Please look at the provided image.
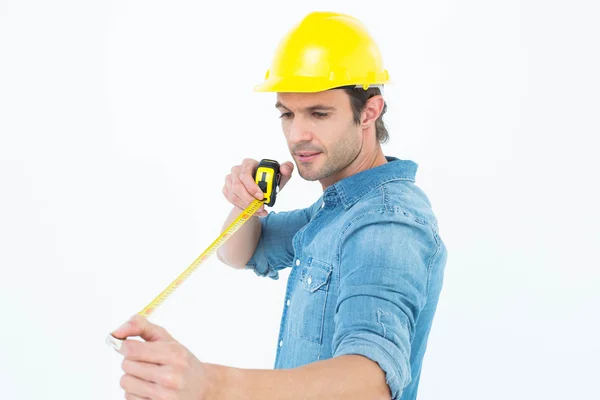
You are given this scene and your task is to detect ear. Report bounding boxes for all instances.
[360,95,385,128]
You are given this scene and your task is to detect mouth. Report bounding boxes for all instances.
[296,152,321,162]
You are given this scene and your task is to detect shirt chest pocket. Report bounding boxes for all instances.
[288,257,333,344]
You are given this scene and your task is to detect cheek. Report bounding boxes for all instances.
[325,118,352,142]
[314,117,339,136]
[281,120,291,137]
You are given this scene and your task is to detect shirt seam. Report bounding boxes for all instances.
[339,176,416,209]
[425,225,442,298]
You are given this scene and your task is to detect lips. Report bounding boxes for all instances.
[297,152,320,162]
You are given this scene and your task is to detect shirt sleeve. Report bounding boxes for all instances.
[331,211,440,400]
[245,206,312,280]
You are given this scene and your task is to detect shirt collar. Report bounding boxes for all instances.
[324,156,418,210]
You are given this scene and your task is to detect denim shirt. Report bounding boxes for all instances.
[245,156,448,400]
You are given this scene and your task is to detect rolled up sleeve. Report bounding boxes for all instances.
[332,211,438,399]
[245,207,311,279]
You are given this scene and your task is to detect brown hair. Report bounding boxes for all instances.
[341,86,389,144]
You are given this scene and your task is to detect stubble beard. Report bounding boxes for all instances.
[295,132,362,182]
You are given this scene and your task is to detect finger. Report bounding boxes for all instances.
[223,174,232,195]
[222,184,229,200]
[230,164,241,175]
[278,161,294,190]
[120,373,165,399]
[252,205,265,217]
[240,173,264,200]
[280,161,294,177]
[223,184,242,208]
[239,160,263,200]
[121,359,163,383]
[231,175,257,205]
[223,175,232,197]
[125,360,185,392]
[120,340,174,364]
[227,190,262,215]
[256,204,267,217]
[231,191,252,211]
[112,315,173,342]
[224,178,245,208]
[124,393,150,400]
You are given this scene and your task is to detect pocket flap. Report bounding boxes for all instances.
[300,258,333,292]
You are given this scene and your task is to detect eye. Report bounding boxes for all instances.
[312,112,328,118]
[279,112,293,119]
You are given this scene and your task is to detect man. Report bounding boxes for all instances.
[112,11,447,400]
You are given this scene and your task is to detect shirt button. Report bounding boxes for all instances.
[307,276,312,285]
[321,202,325,208]
[295,259,300,266]
[279,340,283,347]
[286,299,290,306]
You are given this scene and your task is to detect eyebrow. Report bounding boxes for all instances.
[275,101,336,113]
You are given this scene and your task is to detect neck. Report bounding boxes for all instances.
[319,145,387,191]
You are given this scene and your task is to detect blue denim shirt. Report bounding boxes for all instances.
[245,156,447,400]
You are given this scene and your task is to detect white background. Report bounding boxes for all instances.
[1,1,598,399]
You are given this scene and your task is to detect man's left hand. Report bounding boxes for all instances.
[111,315,213,400]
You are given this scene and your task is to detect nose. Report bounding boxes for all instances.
[288,116,313,144]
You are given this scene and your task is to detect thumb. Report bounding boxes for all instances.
[111,314,173,342]
[278,161,294,190]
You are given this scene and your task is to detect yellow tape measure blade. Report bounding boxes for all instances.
[137,199,264,317]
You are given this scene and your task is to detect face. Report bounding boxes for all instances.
[276,89,363,184]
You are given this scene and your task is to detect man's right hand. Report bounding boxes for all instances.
[222,158,294,217]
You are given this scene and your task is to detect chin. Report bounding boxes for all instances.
[297,167,322,182]
[297,170,317,181]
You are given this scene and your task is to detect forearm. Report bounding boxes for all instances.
[206,355,391,400]
[216,206,261,269]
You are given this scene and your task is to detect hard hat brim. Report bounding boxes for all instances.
[254,75,390,93]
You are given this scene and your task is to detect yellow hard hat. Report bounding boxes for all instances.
[254,11,390,93]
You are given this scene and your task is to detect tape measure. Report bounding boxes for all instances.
[106,159,281,351]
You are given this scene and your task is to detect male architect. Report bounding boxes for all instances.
[111,11,448,400]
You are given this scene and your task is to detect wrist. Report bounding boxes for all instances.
[204,362,231,400]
